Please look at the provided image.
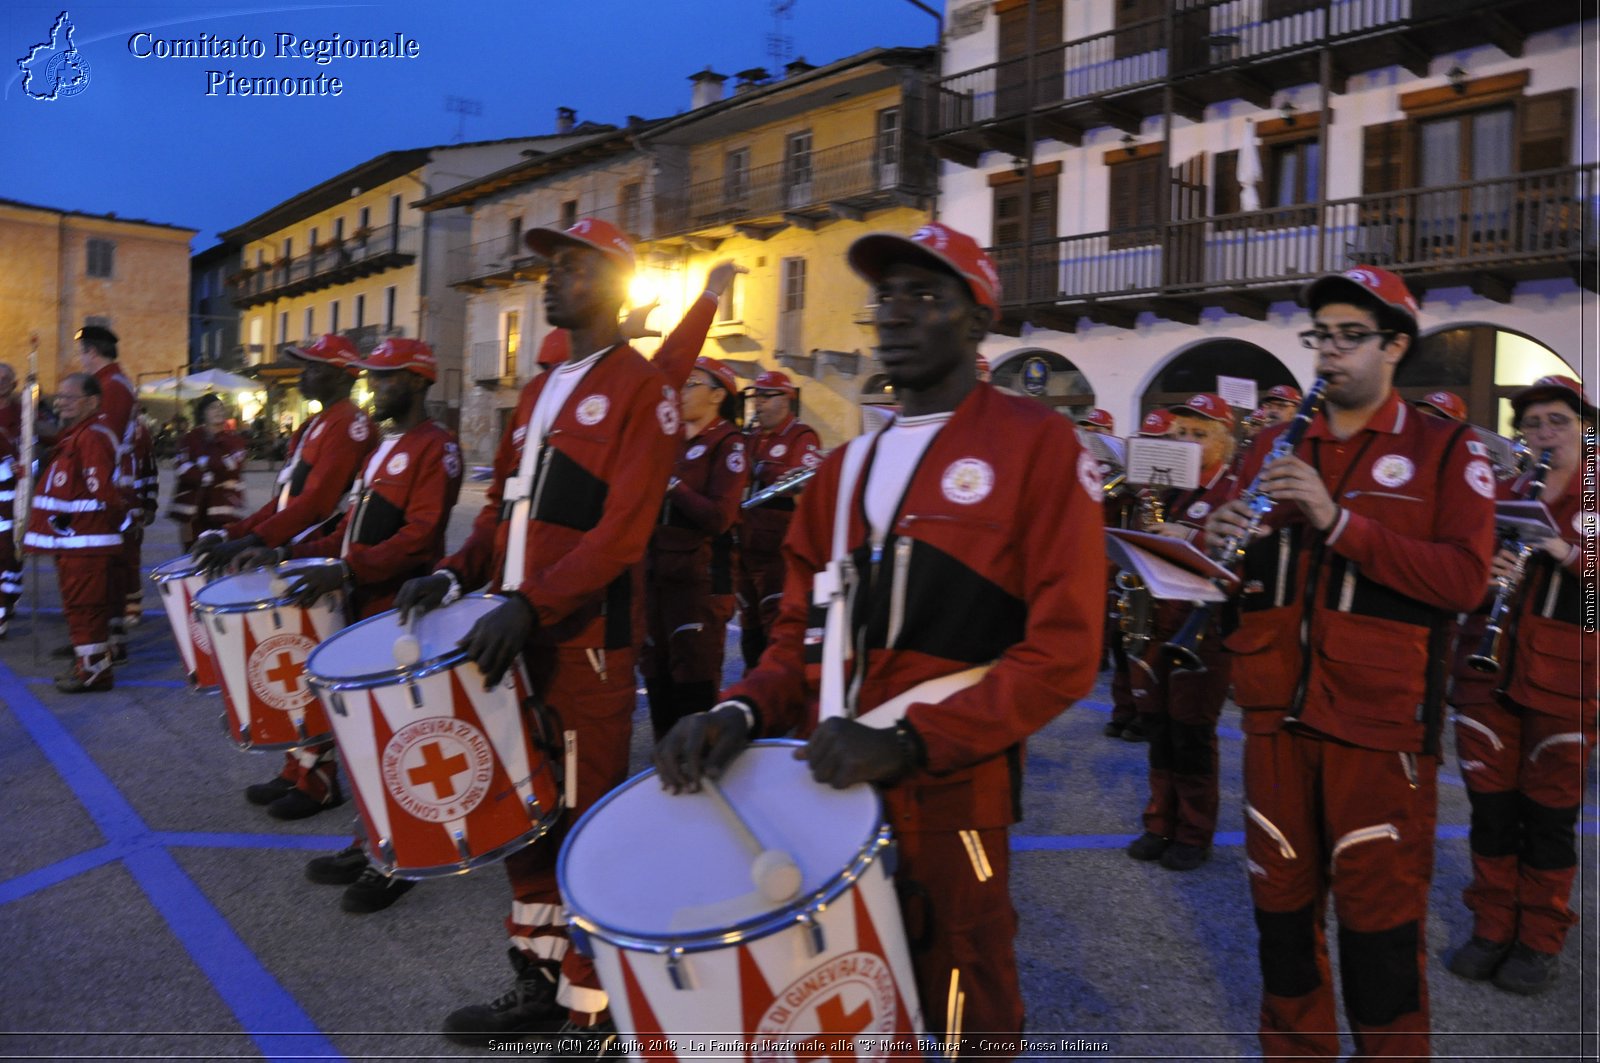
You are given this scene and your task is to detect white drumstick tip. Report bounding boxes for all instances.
[752,848,802,903]
[269,575,288,599]
[392,633,422,667]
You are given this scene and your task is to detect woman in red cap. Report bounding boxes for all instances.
[642,355,749,737]
[1124,392,1238,871]
[1446,374,1596,995]
[167,393,248,550]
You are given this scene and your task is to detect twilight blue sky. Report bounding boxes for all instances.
[2,1,939,247]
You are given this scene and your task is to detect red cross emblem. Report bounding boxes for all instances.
[265,651,301,695]
[408,741,469,800]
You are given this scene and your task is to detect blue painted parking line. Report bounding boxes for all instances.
[0,661,344,1063]
[158,831,350,851]
[0,844,121,906]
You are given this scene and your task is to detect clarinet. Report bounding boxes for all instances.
[1163,378,1327,670]
[1466,448,1553,674]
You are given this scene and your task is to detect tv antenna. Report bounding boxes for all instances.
[768,0,795,73]
[445,96,483,143]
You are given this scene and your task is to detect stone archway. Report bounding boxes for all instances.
[987,347,1094,413]
[1139,339,1296,422]
[1404,324,1570,436]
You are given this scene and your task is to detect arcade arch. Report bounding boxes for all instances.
[1402,324,1570,435]
[1139,340,1297,421]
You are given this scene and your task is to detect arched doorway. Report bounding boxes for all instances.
[988,348,1094,413]
[1402,325,1571,435]
[1140,339,1296,420]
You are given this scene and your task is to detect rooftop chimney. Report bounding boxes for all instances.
[784,57,815,78]
[689,68,726,109]
[556,106,576,134]
[734,67,769,94]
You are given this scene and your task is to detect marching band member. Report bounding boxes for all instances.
[1414,389,1468,422]
[168,394,248,551]
[1445,374,1595,995]
[1124,394,1237,871]
[0,364,20,638]
[737,370,821,668]
[656,224,1106,1057]
[194,334,377,821]
[123,409,158,627]
[643,356,747,738]
[1074,407,1115,435]
[393,219,680,1054]
[24,373,124,692]
[237,338,464,914]
[71,327,139,663]
[1206,267,1494,1061]
[1257,384,1302,429]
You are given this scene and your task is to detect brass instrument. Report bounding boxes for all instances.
[741,464,816,510]
[1112,488,1167,655]
[1466,448,1553,674]
[1163,377,1328,670]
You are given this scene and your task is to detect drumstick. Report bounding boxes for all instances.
[701,777,802,903]
[392,613,422,667]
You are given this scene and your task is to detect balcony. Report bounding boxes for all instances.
[929,0,1571,166]
[986,164,1596,333]
[450,236,547,291]
[470,339,520,389]
[653,135,936,240]
[230,224,419,308]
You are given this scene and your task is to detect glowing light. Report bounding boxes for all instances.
[629,272,662,309]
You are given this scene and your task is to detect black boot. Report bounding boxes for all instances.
[442,948,565,1047]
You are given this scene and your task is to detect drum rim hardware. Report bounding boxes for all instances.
[192,557,347,615]
[303,592,506,692]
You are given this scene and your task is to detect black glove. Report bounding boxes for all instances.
[654,703,752,793]
[284,562,346,608]
[205,533,262,575]
[460,593,536,689]
[190,528,227,563]
[800,718,925,789]
[394,572,452,625]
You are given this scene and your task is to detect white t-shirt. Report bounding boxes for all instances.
[526,346,608,449]
[863,412,952,547]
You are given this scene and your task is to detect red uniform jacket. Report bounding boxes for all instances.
[129,419,157,524]
[294,421,464,617]
[726,383,1106,832]
[169,427,249,526]
[741,416,822,560]
[228,398,375,548]
[0,397,20,449]
[23,413,125,556]
[1453,469,1593,719]
[1220,392,1495,753]
[441,344,680,649]
[0,428,17,538]
[656,419,747,594]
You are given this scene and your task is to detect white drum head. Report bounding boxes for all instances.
[560,742,882,944]
[151,554,203,582]
[195,558,344,610]
[306,594,502,686]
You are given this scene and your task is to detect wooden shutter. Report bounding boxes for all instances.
[1109,154,1162,249]
[1517,89,1573,173]
[1362,120,1409,194]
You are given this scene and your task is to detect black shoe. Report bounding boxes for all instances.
[342,866,416,913]
[1120,720,1147,742]
[1493,943,1560,995]
[1447,935,1512,981]
[306,843,368,885]
[1103,719,1129,737]
[245,776,295,806]
[1160,842,1210,871]
[1127,831,1169,861]
[50,643,76,659]
[535,1019,622,1061]
[442,949,565,1047]
[266,786,344,821]
[110,642,128,664]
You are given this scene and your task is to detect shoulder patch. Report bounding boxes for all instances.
[657,398,680,437]
[942,458,995,505]
[1076,449,1102,501]
[1371,454,1415,489]
[1465,459,1496,499]
[443,442,462,479]
[385,452,409,477]
[576,394,609,427]
[727,449,746,474]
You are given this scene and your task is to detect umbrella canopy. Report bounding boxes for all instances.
[139,368,263,398]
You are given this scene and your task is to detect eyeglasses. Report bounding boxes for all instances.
[1519,412,1575,432]
[680,380,710,391]
[751,391,788,399]
[1298,328,1395,352]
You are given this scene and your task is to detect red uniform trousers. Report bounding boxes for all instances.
[504,644,637,1024]
[0,533,20,633]
[121,526,143,622]
[642,545,730,738]
[895,827,1024,1053]
[1453,695,1596,954]
[736,543,785,669]
[58,553,115,651]
[1133,634,1230,847]
[1244,729,1437,1063]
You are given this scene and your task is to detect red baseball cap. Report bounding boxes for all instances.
[1511,374,1596,423]
[536,331,569,368]
[1413,390,1467,422]
[1171,393,1236,427]
[525,217,635,272]
[1303,266,1419,328]
[692,356,739,396]
[746,370,797,395]
[848,223,1002,314]
[1075,408,1115,432]
[282,333,362,377]
[361,338,438,382]
[1138,409,1176,437]
[1263,384,1302,406]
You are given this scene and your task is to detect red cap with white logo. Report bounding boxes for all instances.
[1303,266,1420,328]
[1075,408,1115,432]
[360,338,438,382]
[282,333,363,377]
[1510,374,1596,423]
[1139,409,1176,437]
[693,356,739,396]
[746,370,797,395]
[1263,384,1303,406]
[525,217,635,272]
[1413,390,1467,422]
[1172,393,1236,427]
[848,223,1002,314]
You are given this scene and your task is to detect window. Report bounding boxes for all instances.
[309,227,319,253]
[304,307,315,339]
[198,271,211,299]
[784,131,814,207]
[1268,139,1320,207]
[279,311,289,344]
[996,0,1062,112]
[991,167,1059,303]
[724,148,750,203]
[354,294,366,328]
[384,286,397,330]
[1113,0,1164,61]
[777,257,806,355]
[620,183,642,236]
[86,238,114,278]
[504,310,521,378]
[329,300,340,334]
[717,271,743,323]
[560,200,578,230]
[359,207,371,231]
[507,215,523,255]
[334,217,345,241]
[283,237,294,261]
[389,195,402,228]
[1106,153,1162,249]
[876,109,901,188]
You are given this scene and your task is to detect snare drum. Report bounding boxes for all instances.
[560,741,922,1057]
[192,559,346,752]
[304,594,562,879]
[149,555,220,693]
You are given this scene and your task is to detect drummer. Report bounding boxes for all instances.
[234,338,464,914]
[194,335,377,821]
[394,218,683,1052]
[656,223,1106,1057]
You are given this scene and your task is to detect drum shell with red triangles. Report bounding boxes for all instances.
[559,741,923,1059]
[150,554,221,692]
[303,595,563,880]
[192,560,346,752]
